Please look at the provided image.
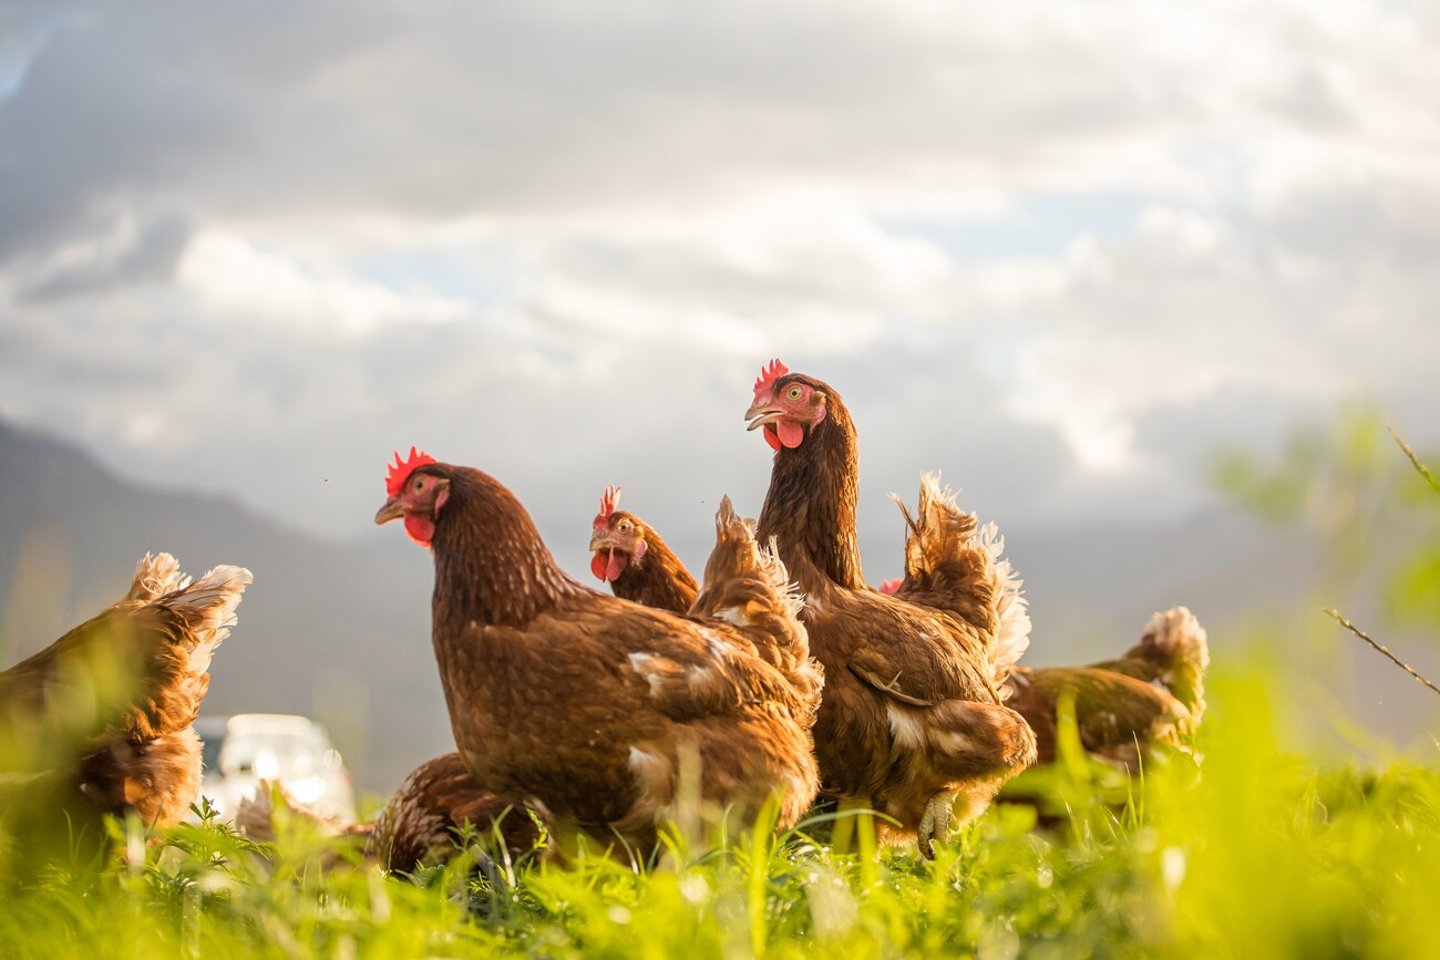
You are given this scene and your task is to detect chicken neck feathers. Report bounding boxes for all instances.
[607,518,699,613]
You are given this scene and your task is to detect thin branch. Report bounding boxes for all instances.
[1324,608,1440,698]
[1388,424,1440,495]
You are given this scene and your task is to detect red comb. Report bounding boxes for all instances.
[754,358,789,396]
[386,446,437,497]
[597,484,621,522]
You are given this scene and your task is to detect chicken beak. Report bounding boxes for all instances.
[746,403,784,432]
[374,498,404,525]
[587,534,606,552]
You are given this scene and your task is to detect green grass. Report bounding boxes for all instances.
[4,663,1438,959]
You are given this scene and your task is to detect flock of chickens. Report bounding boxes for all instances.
[0,359,1209,876]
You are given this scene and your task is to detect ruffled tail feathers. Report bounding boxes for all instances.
[979,522,1031,694]
[890,474,1031,693]
[694,498,820,706]
[1138,606,1210,672]
[701,497,806,620]
[127,552,190,602]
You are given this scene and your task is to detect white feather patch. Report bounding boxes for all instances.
[696,626,736,659]
[129,552,190,601]
[936,730,975,756]
[686,662,720,692]
[627,652,667,697]
[976,519,1031,692]
[886,704,927,749]
[711,607,749,627]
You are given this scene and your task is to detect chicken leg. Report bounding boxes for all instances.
[917,791,956,860]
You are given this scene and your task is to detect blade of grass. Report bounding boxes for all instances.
[1323,607,1440,697]
[1388,424,1440,495]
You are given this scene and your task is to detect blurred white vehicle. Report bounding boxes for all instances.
[196,713,356,822]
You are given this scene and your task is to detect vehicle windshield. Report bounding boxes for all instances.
[220,730,328,779]
[200,735,224,774]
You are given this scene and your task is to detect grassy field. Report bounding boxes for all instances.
[3,659,1437,959]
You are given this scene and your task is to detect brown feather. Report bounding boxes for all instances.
[590,497,826,732]
[604,511,699,613]
[1006,665,1192,769]
[0,554,250,872]
[369,753,544,870]
[390,464,821,849]
[753,373,1037,845]
[1005,607,1209,772]
[241,753,549,873]
[1091,606,1209,721]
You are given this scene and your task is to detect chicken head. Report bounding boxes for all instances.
[745,358,829,451]
[375,446,450,547]
[588,484,648,582]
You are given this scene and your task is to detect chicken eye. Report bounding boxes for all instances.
[787,385,803,400]
[619,520,632,532]
[413,477,425,491]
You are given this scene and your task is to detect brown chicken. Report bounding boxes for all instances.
[746,360,1036,858]
[370,753,546,869]
[1004,606,1210,770]
[877,579,1209,771]
[374,447,822,849]
[689,498,825,715]
[0,553,251,872]
[239,752,547,872]
[586,494,823,713]
[588,485,699,613]
[1091,606,1209,720]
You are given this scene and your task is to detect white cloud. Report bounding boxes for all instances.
[0,0,1437,545]
[177,230,472,335]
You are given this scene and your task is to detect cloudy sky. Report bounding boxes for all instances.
[2,0,1437,574]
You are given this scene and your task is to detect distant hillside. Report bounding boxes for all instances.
[2,419,1434,793]
[0,419,450,790]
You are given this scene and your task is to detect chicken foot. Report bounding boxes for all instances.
[909,699,1037,858]
[916,790,956,860]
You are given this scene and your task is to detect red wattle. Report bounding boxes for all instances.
[403,512,435,548]
[606,549,629,581]
[777,419,805,448]
[591,551,610,581]
[764,424,782,451]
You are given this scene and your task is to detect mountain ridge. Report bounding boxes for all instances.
[0,418,450,789]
